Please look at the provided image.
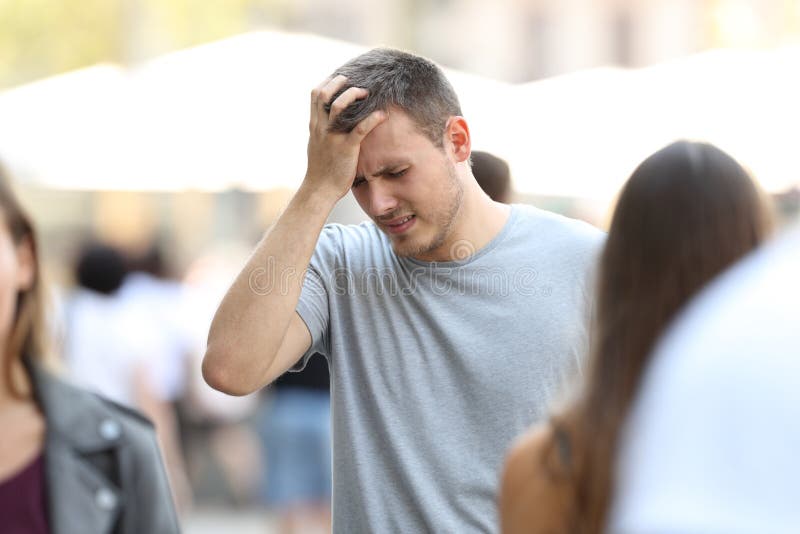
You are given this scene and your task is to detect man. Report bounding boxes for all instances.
[609,224,800,534]
[203,48,602,532]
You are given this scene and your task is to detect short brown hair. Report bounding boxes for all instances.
[328,48,462,146]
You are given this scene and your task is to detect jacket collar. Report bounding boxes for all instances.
[26,358,123,534]
[28,360,122,452]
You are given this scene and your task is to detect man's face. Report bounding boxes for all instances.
[351,109,463,260]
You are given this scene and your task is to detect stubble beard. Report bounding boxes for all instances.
[391,161,464,260]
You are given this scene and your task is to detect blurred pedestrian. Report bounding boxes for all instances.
[499,140,774,534]
[117,242,194,511]
[472,150,512,203]
[0,164,179,533]
[609,225,799,533]
[63,242,138,406]
[180,245,263,506]
[258,353,331,534]
[120,242,192,406]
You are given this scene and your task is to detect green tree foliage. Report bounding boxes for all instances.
[0,0,122,87]
[0,0,286,89]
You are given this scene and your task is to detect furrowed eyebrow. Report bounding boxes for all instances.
[355,163,410,182]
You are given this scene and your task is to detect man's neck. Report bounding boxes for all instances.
[420,184,511,262]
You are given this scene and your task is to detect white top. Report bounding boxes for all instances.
[63,289,156,407]
[116,273,194,401]
[610,223,800,534]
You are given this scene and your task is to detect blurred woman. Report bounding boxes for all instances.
[0,165,180,534]
[499,141,773,534]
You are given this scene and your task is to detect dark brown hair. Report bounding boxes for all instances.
[328,48,462,146]
[552,140,773,532]
[0,163,47,398]
[471,151,511,203]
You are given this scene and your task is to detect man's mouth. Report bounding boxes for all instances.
[382,214,416,234]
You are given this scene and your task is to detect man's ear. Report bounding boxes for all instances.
[15,235,35,291]
[444,116,471,164]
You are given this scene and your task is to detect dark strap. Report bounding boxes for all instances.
[553,424,573,473]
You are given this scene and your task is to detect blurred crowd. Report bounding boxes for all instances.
[54,238,310,518]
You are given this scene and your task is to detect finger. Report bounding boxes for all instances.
[328,87,369,123]
[309,76,333,130]
[348,109,387,142]
[310,77,330,110]
[317,75,349,112]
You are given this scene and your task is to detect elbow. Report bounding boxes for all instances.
[201,345,259,397]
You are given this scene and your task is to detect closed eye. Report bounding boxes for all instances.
[387,168,408,178]
[352,177,366,188]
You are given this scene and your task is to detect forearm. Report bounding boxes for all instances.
[203,183,336,394]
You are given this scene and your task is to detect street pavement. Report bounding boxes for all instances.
[183,507,277,534]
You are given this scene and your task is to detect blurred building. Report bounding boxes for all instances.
[265,0,800,82]
[3,0,800,88]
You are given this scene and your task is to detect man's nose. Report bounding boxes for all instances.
[367,180,399,217]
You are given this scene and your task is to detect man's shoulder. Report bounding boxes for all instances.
[511,204,605,255]
[513,204,603,232]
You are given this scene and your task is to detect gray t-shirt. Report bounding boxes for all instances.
[295,204,603,533]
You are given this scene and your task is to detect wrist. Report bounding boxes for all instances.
[295,181,340,213]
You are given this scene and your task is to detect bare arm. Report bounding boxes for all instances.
[499,426,570,534]
[133,365,192,514]
[202,75,386,396]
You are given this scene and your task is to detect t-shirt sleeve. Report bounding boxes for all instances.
[293,224,342,371]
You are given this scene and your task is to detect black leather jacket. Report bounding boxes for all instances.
[26,359,181,534]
